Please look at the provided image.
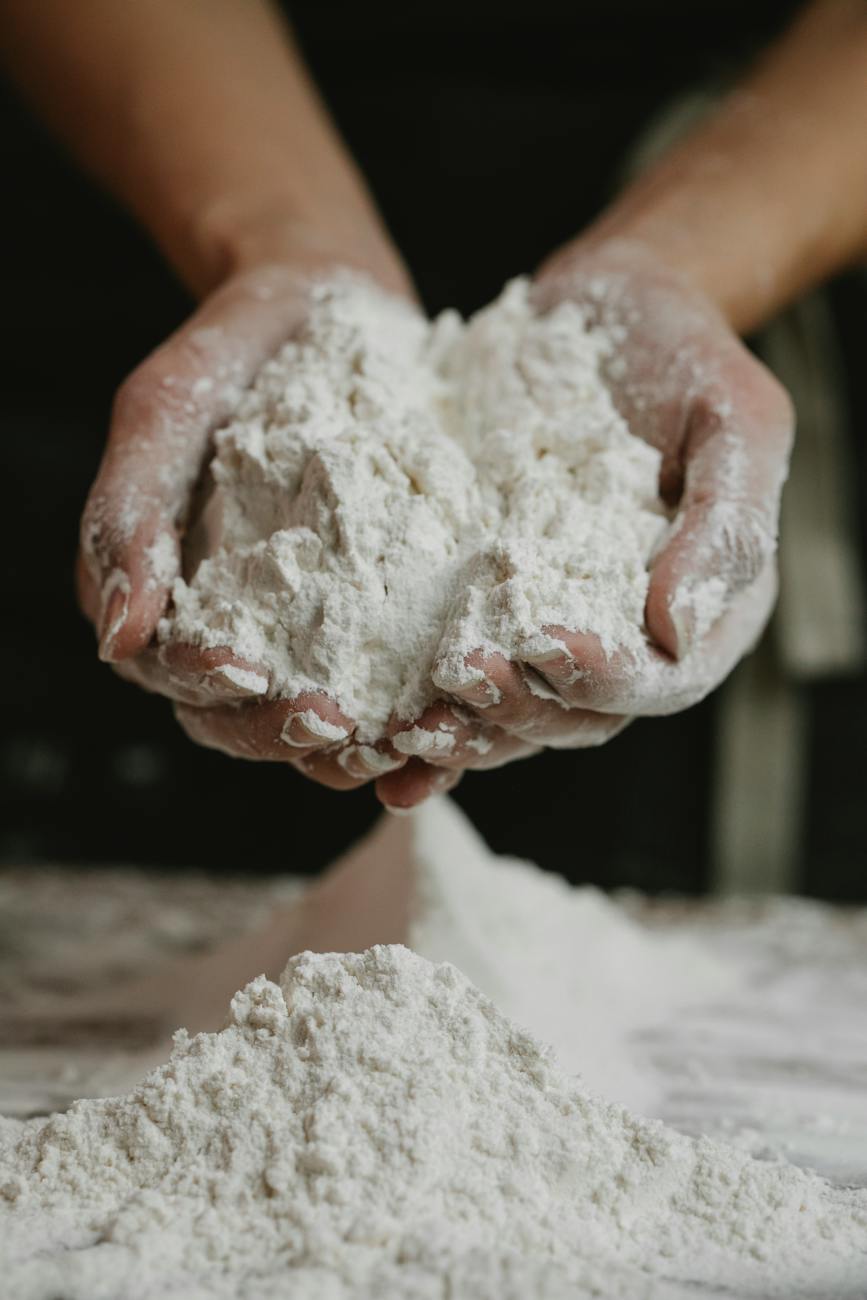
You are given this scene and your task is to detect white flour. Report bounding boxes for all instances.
[2,801,866,1299]
[164,277,670,740]
[295,798,739,1111]
[2,947,865,1299]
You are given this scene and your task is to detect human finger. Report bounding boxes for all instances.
[172,691,353,762]
[374,757,463,813]
[79,265,313,663]
[646,358,793,659]
[530,567,776,716]
[436,649,628,747]
[387,701,538,770]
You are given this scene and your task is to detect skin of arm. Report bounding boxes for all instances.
[384,0,867,795]
[0,0,409,297]
[0,0,452,806]
[550,0,867,332]
[0,0,864,809]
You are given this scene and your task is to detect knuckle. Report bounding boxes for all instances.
[723,503,776,590]
[694,500,776,598]
[111,368,157,427]
[79,491,115,576]
[111,357,208,445]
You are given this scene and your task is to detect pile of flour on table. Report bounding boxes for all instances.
[164,276,670,742]
[3,943,866,1299]
[295,797,738,1113]
[3,802,867,1299]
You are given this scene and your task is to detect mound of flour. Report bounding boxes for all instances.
[290,797,738,1111]
[164,277,669,741]
[2,943,865,1300]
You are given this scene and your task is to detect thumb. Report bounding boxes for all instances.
[80,265,310,661]
[646,364,793,660]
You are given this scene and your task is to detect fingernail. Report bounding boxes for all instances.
[520,645,562,664]
[98,570,130,662]
[522,641,581,686]
[281,709,348,748]
[454,678,501,708]
[381,768,459,816]
[392,725,457,757]
[522,670,567,706]
[544,657,584,686]
[431,658,501,706]
[338,745,403,778]
[209,664,269,697]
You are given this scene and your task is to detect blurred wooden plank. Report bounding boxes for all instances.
[710,640,807,895]
[760,298,866,679]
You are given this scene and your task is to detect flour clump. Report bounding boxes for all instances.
[163,277,669,742]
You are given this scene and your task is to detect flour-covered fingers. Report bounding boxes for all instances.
[646,367,793,660]
[525,630,692,716]
[389,702,474,761]
[174,702,269,761]
[160,643,271,701]
[530,568,776,716]
[523,629,626,711]
[173,692,354,762]
[79,266,313,664]
[375,758,463,812]
[330,741,406,782]
[76,550,101,626]
[388,702,536,771]
[646,563,778,714]
[517,708,632,749]
[289,748,370,792]
[435,650,545,726]
[108,646,204,701]
[107,642,268,706]
[438,648,626,747]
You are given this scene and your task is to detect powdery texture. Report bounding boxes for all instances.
[299,797,739,1111]
[406,799,735,1109]
[2,944,866,1300]
[163,277,669,742]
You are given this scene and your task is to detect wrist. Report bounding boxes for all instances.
[169,190,413,302]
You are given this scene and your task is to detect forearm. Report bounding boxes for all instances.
[552,0,867,333]
[0,0,406,296]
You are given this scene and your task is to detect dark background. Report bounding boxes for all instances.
[1,2,864,893]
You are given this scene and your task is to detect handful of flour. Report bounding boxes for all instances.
[162,277,670,743]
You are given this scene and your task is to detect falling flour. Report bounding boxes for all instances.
[163,277,670,741]
[296,798,740,1112]
[2,801,867,1299]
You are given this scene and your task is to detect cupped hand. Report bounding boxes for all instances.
[379,239,794,808]
[82,238,793,813]
[77,251,462,805]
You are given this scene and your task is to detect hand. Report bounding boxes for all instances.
[376,239,794,808]
[77,244,466,806]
